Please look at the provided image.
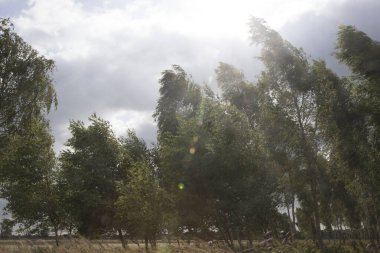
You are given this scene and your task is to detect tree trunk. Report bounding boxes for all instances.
[150,236,157,250]
[311,180,324,251]
[227,227,236,252]
[294,96,325,251]
[236,228,243,250]
[117,228,127,249]
[132,239,140,248]
[68,222,73,236]
[219,226,234,251]
[291,190,297,239]
[145,237,149,252]
[54,225,59,247]
[286,202,294,241]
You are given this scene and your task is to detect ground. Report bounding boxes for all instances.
[0,239,377,253]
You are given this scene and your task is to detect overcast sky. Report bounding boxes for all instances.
[1,0,379,152]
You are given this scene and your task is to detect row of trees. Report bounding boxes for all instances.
[0,19,164,248]
[0,17,379,252]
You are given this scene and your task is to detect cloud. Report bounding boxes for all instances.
[279,0,380,75]
[0,0,28,17]
[5,0,380,152]
[11,0,264,151]
[1,0,378,224]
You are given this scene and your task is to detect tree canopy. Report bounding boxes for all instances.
[1,17,380,253]
[0,18,56,142]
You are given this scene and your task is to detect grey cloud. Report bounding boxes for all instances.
[0,0,27,18]
[280,0,380,75]
[11,0,380,153]
[44,26,257,151]
[135,120,157,145]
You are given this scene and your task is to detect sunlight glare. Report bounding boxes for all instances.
[178,182,185,190]
[164,0,333,39]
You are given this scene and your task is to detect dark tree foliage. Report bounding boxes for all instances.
[59,114,122,237]
[154,65,201,140]
[249,17,327,248]
[1,16,380,253]
[115,130,165,251]
[0,18,56,142]
[332,25,380,241]
[156,64,279,250]
[0,19,60,245]
[0,218,15,238]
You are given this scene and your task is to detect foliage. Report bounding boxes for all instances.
[0,218,15,238]
[59,114,122,237]
[0,118,63,244]
[157,63,279,250]
[115,130,165,250]
[1,15,380,253]
[0,18,56,142]
[0,18,60,244]
[154,65,201,140]
[331,25,380,240]
[116,161,164,249]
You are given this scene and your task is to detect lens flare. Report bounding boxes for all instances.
[178,183,185,190]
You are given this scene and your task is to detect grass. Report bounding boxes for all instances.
[0,239,377,253]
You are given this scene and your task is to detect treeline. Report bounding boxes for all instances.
[0,17,379,252]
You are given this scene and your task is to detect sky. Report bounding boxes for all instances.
[1,0,380,152]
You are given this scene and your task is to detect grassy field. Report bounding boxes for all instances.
[0,239,377,253]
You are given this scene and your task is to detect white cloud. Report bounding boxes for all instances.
[15,0,340,56]
[106,109,156,139]
[6,0,377,152]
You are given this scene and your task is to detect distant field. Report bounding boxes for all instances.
[0,239,375,253]
[0,240,121,252]
[0,239,205,253]
[0,239,234,253]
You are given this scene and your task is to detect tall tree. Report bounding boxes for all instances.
[157,69,279,250]
[154,65,201,140]
[0,118,63,245]
[249,17,328,249]
[0,18,59,245]
[116,159,164,251]
[0,18,56,143]
[329,25,380,241]
[215,62,300,240]
[215,62,259,124]
[59,114,122,237]
[115,130,164,250]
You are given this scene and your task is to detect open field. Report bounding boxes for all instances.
[0,239,378,253]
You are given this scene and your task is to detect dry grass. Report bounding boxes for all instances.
[0,238,126,253]
[0,239,376,253]
[0,239,234,253]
